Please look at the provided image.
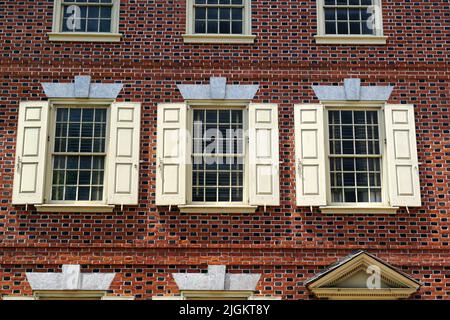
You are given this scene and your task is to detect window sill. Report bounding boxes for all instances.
[319,206,399,215]
[314,35,387,45]
[182,34,256,44]
[34,204,115,213]
[178,205,258,214]
[48,32,122,42]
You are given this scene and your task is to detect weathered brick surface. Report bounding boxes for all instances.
[0,0,449,299]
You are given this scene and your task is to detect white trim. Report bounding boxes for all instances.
[311,288,418,300]
[2,296,36,300]
[44,102,111,206]
[319,205,398,215]
[178,205,257,214]
[315,0,386,45]
[186,104,250,207]
[48,32,122,42]
[314,35,387,45]
[35,204,115,213]
[33,290,106,300]
[182,34,256,44]
[322,104,390,213]
[50,0,121,42]
[184,0,253,43]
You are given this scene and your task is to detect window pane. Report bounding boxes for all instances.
[61,2,112,33]
[192,109,244,203]
[194,1,245,35]
[324,1,375,36]
[328,110,382,203]
[52,107,107,202]
[51,156,105,201]
[99,19,111,32]
[231,21,243,34]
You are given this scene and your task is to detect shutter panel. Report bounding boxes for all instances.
[384,104,421,207]
[248,103,280,206]
[12,101,49,205]
[107,102,141,205]
[294,104,327,206]
[155,103,187,205]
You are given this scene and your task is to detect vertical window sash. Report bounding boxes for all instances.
[192,0,246,34]
[327,109,383,204]
[190,108,245,203]
[49,107,108,203]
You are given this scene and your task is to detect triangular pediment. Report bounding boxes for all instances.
[305,251,421,300]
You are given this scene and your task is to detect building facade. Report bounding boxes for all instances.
[0,0,449,300]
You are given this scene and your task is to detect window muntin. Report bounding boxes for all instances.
[328,110,382,203]
[51,107,107,202]
[60,0,113,33]
[323,0,376,35]
[192,109,244,203]
[193,0,245,34]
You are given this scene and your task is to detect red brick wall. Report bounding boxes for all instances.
[0,0,449,299]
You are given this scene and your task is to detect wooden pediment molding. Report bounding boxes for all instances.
[305,251,421,300]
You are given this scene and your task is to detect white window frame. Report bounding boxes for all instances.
[44,102,110,206]
[315,0,387,45]
[321,103,392,213]
[186,103,250,207]
[49,0,122,42]
[183,0,255,44]
[35,100,115,213]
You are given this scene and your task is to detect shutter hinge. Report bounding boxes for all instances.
[384,138,387,144]
[47,136,50,142]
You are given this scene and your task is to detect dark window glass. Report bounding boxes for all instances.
[51,108,107,201]
[329,110,382,203]
[61,0,113,33]
[193,0,245,34]
[192,109,244,202]
[323,0,376,35]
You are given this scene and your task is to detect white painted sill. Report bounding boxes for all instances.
[319,206,399,215]
[2,296,35,300]
[34,204,115,213]
[182,34,256,44]
[314,35,387,45]
[48,32,122,42]
[178,205,258,214]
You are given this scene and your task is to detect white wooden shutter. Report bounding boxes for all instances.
[384,104,421,207]
[248,103,280,206]
[294,104,327,206]
[12,101,50,205]
[107,102,141,205]
[155,103,187,205]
